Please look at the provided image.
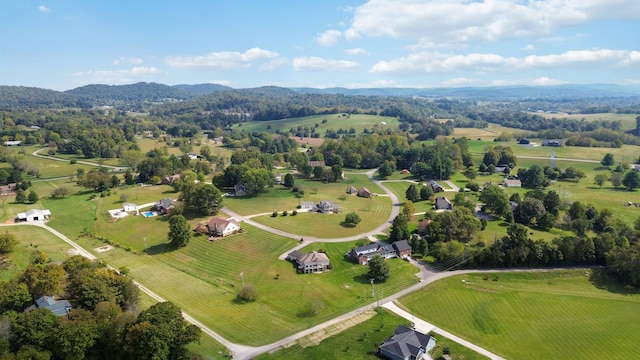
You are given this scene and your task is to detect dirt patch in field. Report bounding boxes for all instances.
[290,136,324,147]
[66,248,81,256]
[95,245,114,253]
[292,310,377,348]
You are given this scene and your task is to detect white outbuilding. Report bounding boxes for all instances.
[17,209,51,222]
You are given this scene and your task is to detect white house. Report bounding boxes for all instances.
[206,217,240,237]
[17,209,51,222]
[123,203,137,212]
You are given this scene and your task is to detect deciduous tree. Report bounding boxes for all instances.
[168,215,191,248]
[367,255,390,283]
[344,212,361,226]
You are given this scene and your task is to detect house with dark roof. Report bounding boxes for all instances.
[435,196,452,210]
[286,250,331,274]
[348,241,412,265]
[357,187,374,198]
[427,180,444,193]
[152,198,174,215]
[25,295,72,317]
[379,325,436,360]
[207,217,240,237]
[308,160,326,168]
[316,200,338,213]
[542,138,563,147]
[162,174,181,185]
[393,240,412,259]
[234,183,248,197]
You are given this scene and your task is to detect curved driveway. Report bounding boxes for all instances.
[32,147,121,169]
[223,168,403,260]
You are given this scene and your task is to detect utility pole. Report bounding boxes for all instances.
[143,237,147,252]
[240,272,245,288]
[370,278,375,298]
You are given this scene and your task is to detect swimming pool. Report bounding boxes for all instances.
[142,211,156,218]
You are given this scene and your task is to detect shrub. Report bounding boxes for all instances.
[272,211,278,217]
[237,285,257,303]
[292,210,297,216]
[282,210,288,216]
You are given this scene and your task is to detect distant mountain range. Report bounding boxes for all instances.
[0,82,639,110]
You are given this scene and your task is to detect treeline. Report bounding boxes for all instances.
[0,249,202,360]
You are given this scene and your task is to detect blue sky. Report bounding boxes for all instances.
[2,0,639,90]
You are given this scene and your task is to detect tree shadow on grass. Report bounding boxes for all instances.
[353,273,374,285]
[340,222,357,228]
[144,242,174,255]
[588,268,640,295]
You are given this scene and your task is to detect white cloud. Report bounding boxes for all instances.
[293,57,359,72]
[347,0,640,45]
[209,80,231,86]
[38,5,50,12]
[532,77,567,86]
[490,77,567,86]
[315,30,342,47]
[113,57,143,65]
[370,49,640,74]
[522,44,536,51]
[345,48,369,55]
[442,77,478,86]
[258,57,288,71]
[69,67,162,84]
[165,48,280,70]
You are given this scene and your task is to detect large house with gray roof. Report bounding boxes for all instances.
[379,325,436,360]
[348,240,412,265]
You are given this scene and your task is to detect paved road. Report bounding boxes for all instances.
[224,168,403,260]
[0,222,251,356]
[382,302,506,360]
[504,154,600,164]
[32,148,123,170]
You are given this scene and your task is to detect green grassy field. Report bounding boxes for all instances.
[529,112,639,131]
[0,224,229,359]
[399,270,640,360]
[466,139,640,163]
[71,230,420,346]
[0,225,73,281]
[233,114,400,135]
[256,308,488,360]
[224,174,386,216]
[450,123,532,141]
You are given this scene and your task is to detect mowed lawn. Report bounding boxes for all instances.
[77,227,420,345]
[224,174,386,216]
[398,270,640,360]
[233,114,400,135]
[256,308,488,360]
[251,196,390,238]
[43,183,178,246]
[0,224,73,281]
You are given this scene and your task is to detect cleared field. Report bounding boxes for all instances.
[252,196,390,238]
[79,227,419,345]
[529,112,638,131]
[256,309,488,360]
[224,174,385,216]
[466,139,640,163]
[399,270,640,360]
[43,183,178,247]
[0,225,73,281]
[233,114,400,135]
[450,123,532,141]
